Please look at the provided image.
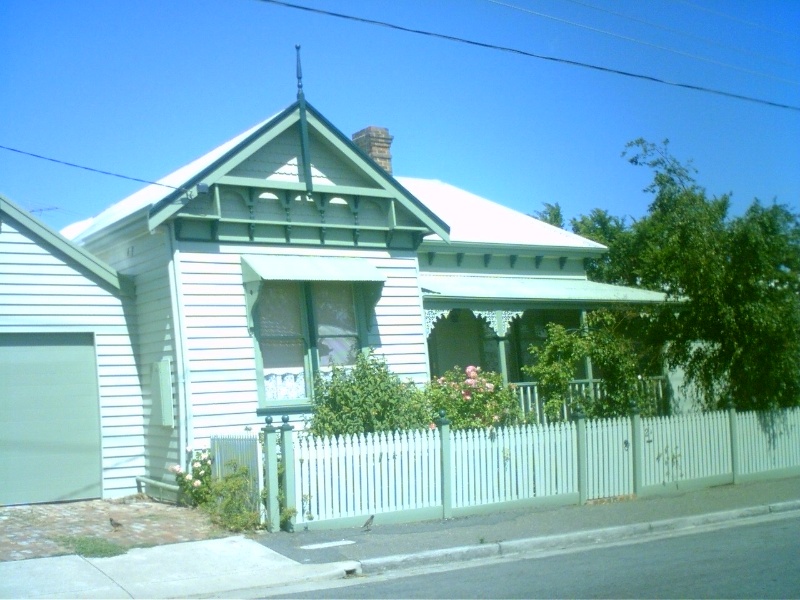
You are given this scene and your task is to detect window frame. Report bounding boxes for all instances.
[250,279,370,415]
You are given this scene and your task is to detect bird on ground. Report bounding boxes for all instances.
[362,515,374,532]
[109,517,123,531]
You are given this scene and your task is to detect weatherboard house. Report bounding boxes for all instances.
[0,95,665,505]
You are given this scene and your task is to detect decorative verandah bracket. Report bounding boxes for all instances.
[424,309,451,337]
[423,308,523,338]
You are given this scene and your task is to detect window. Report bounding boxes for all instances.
[253,280,362,404]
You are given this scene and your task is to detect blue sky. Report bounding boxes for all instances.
[1,0,798,234]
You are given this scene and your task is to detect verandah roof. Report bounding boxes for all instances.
[420,273,666,305]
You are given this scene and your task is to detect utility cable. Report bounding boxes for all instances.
[671,0,800,42]
[255,0,800,112]
[556,0,800,71]
[0,144,189,192]
[486,0,799,86]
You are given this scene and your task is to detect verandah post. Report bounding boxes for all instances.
[262,416,280,532]
[436,410,452,519]
[280,415,297,531]
[573,407,588,505]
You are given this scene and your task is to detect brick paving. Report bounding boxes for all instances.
[0,494,228,562]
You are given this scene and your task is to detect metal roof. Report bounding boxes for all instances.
[62,117,274,242]
[420,272,666,304]
[397,177,607,252]
[63,103,451,244]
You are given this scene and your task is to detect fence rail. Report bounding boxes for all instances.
[515,376,668,424]
[212,406,800,531]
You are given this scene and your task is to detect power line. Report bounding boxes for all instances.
[0,144,188,192]
[671,0,800,42]
[486,0,799,86]
[556,0,800,72]
[255,0,800,112]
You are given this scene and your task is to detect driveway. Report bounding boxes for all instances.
[0,494,227,561]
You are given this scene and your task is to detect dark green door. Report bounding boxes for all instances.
[0,333,102,505]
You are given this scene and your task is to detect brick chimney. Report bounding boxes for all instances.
[352,126,393,175]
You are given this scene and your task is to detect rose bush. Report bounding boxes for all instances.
[423,365,522,430]
[169,449,213,507]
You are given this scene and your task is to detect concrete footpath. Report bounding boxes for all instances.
[2,477,799,599]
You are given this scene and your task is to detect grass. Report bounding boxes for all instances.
[57,536,127,558]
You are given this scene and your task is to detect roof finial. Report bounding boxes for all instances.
[295,44,304,100]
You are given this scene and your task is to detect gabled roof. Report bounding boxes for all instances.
[398,177,606,255]
[64,101,450,244]
[1,194,129,293]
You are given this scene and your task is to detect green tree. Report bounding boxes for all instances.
[524,310,649,420]
[533,202,565,229]
[573,139,800,412]
[570,209,633,285]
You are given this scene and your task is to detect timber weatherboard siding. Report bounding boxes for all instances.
[0,219,141,498]
[83,225,183,488]
[170,244,431,447]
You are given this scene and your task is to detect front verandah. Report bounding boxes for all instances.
[424,306,669,421]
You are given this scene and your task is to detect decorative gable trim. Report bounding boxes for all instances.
[146,101,450,247]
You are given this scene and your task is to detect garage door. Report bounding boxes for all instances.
[0,332,102,505]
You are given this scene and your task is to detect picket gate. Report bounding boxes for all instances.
[294,428,441,525]
[641,412,731,487]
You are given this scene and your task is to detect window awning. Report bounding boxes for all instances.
[241,255,386,285]
[419,273,666,304]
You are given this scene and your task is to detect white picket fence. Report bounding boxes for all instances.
[450,422,576,508]
[294,429,442,522]
[585,417,633,500]
[641,411,732,487]
[737,410,800,475]
[211,407,800,529]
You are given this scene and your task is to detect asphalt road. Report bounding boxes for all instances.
[272,513,800,599]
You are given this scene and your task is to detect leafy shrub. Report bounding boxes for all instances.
[524,310,647,420]
[423,365,523,430]
[205,461,261,532]
[169,449,213,507]
[308,351,431,436]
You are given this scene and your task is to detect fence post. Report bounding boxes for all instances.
[279,416,297,531]
[436,410,452,519]
[631,405,643,497]
[573,407,588,505]
[262,416,280,532]
[728,400,740,485]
